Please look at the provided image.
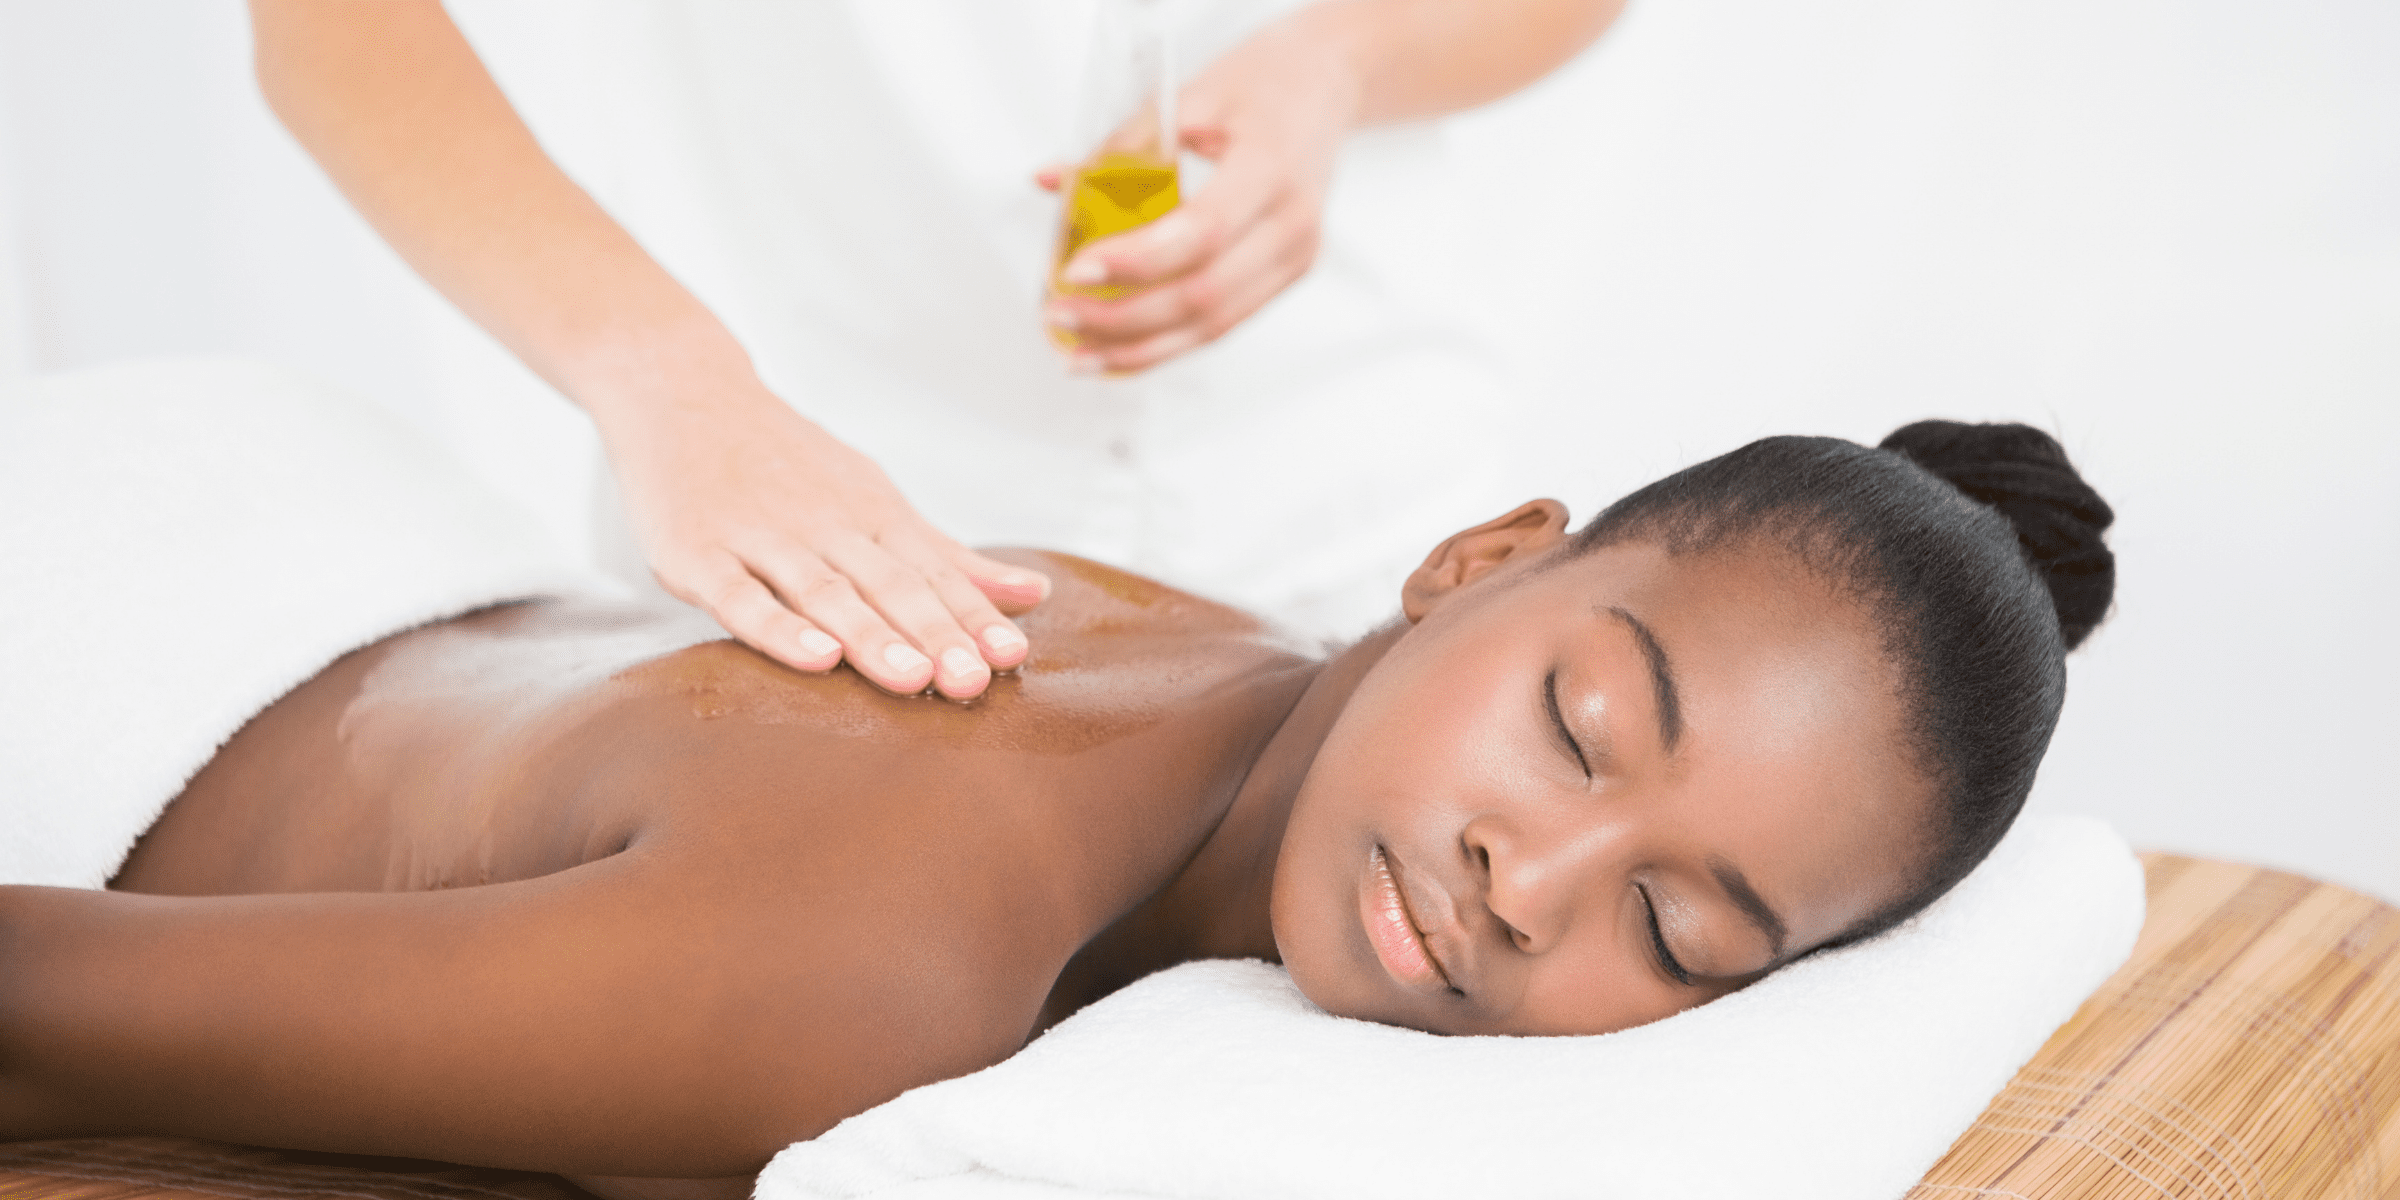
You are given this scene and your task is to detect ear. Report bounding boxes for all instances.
[1400,499,1572,623]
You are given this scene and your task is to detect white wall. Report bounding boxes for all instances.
[0,1,598,558]
[3,0,2394,900]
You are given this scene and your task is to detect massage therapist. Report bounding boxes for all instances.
[250,0,1620,699]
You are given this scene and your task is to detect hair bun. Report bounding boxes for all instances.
[1880,420,2116,650]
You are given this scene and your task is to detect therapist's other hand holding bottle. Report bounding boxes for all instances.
[1040,0,1624,374]
[1041,10,1350,374]
[252,0,1047,700]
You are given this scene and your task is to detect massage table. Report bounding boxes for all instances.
[3,854,2391,1200]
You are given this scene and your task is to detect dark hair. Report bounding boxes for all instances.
[1570,420,2115,944]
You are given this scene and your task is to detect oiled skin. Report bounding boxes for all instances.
[0,550,1322,1178]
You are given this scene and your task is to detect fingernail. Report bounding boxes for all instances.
[1148,214,1192,248]
[940,646,983,682]
[1045,307,1079,331]
[797,629,840,659]
[1002,570,1051,601]
[1063,257,1107,286]
[983,623,1026,655]
[883,643,931,676]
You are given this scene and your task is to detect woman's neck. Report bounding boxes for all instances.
[1035,622,1405,1028]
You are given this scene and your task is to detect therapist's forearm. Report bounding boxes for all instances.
[252,1,1044,694]
[248,0,748,422]
[1300,0,1623,126]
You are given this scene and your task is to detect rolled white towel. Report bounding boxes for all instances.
[760,813,2143,1200]
[0,357,602,888]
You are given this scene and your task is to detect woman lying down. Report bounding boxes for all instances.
[0,410,2114,1196]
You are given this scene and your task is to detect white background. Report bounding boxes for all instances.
[3,0,2393,902]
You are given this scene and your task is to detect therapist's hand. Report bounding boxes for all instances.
[1039,16,1362,373]
[594,370,1048,700]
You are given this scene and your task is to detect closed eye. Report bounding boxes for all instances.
[1543,669,1591,780]
[1637,884,1694,985]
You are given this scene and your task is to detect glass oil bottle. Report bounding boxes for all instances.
[1051,0,1177,332]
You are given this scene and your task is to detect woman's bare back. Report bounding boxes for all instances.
[121,550,1311,897]
[5,552,1319,1175]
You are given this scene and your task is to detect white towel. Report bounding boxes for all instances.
[760,813,2143,1200]
[0,358,600,888]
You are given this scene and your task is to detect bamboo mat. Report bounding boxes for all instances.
[0,1141,586,1200]
[3,853,2394,1200]
[1908,854,2400,1200]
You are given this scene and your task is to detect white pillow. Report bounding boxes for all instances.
[759,814,2142,1200]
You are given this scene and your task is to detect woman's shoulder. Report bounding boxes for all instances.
[987,548,1317,653]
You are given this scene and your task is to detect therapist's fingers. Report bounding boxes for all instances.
[743,537,947,696]
[1056,195,1312,370]
[1055,208,1304,352]
[809,532,1000,700]
[1084,243,1298,374]
[1046,132,1326,368]
[601,375,1051,696]
[668,552,845,674]
[955,546,1051,618]
[881,529,1040,674]
[1057,142,1288,296]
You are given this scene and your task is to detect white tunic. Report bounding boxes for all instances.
[461,0,1515,640]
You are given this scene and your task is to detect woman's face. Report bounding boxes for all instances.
[1271,505,1933,1036]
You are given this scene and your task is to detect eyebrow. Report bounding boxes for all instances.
[1604,606,1683,752]
[1709,856,1790,963]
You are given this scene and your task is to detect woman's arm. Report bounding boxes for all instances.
[1311,0,1627,124]
[248,0,1046,699]
[0,852,1018,1175]
[1046,0,1623,371]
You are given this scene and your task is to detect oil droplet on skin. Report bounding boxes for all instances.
[681,680,735,721]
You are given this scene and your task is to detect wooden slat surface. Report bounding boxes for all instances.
[0,1140,584,1200]
[3,853,2394,1199]
[1909,854,2400,1200]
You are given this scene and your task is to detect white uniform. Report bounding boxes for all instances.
[461,0,1515,641]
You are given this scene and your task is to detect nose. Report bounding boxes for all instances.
[1460,809,1613,955]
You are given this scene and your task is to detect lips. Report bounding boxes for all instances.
[1361,844,1456,996]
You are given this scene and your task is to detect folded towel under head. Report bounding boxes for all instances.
[761,814,2142,1200]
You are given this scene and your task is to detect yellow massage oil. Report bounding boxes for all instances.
[1054,153,1180,303]
[1046,0,1176,352]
